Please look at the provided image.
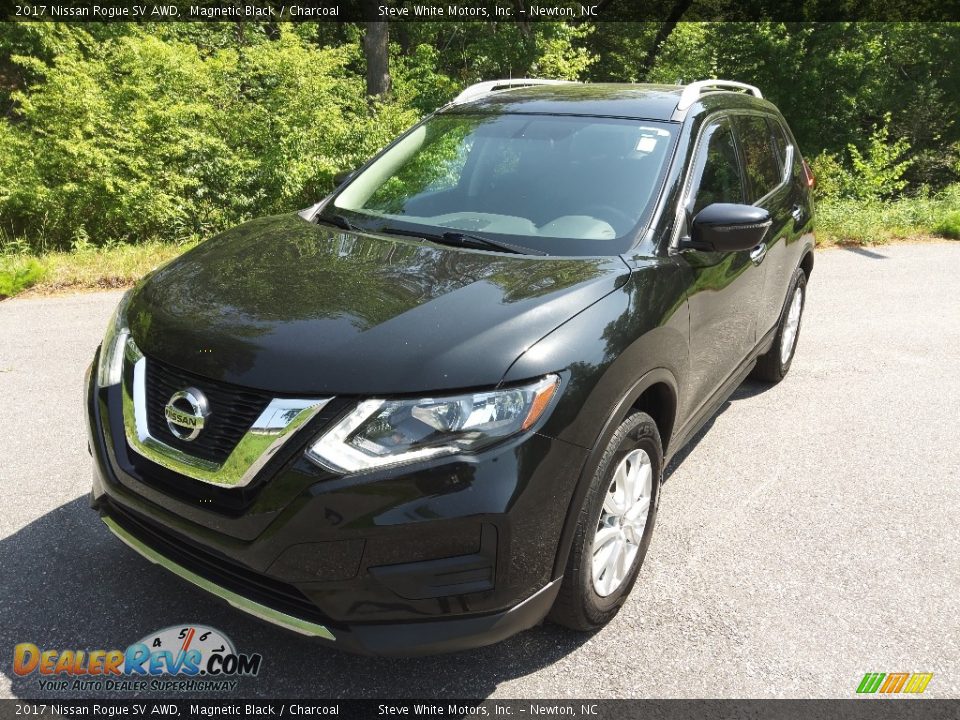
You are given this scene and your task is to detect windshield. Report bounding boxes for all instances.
[327,113,677,256]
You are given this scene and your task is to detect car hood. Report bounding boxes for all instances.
[129,214,630,395]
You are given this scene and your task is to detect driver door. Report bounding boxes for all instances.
[679,116,767,416]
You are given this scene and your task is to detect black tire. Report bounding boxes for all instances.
[549,411,662,631]
[752,268,807,383]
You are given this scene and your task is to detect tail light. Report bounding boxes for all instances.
[801,158,815,188]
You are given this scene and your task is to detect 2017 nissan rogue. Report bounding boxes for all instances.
[86,79,815,655]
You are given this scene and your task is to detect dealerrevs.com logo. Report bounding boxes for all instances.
[13,625,262,692]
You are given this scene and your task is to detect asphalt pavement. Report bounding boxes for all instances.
[0,241,958,699]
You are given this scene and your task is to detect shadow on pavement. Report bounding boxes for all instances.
[841,245,889,260]
[664,379,768,480]
[0,496,590,700]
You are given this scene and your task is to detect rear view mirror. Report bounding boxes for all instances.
[683,203,771,253]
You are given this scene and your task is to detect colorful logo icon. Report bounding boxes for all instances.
[14,625,261,678]
[857,672,933,694]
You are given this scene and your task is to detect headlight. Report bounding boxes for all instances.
[96,290,133,387]
[306,375,560,474]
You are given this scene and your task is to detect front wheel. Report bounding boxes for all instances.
[549,411,662,631]
[752,268,807,383]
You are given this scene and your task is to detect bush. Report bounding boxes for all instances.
[0,257,45,298]
[816,183,960,244]
[847,114,914,200]
[934,211,960,239]
[810,151,848,201]
[811,115,914,203]
[0,28,419,253]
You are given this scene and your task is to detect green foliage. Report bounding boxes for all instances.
[592,22,960,192]
[809,152,847,201]
[529,23,596,80]
[816,184,960,244]
[391,43,460,114]
[0,257,45,298]
[644,24,715,85]
[811,116,915,202]
[847,114,913,200]
[934,211,960,239]
[0,26,417,252]
[392,22,595,87]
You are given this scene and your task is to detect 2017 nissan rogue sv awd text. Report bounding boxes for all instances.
[86,79,815,655]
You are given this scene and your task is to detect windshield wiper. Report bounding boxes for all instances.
[444,231,547,256]
[378,226,546,256]
[316,212,356,231]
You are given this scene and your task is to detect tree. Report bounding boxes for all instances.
[636,2,694,81]
[362,19,391,99]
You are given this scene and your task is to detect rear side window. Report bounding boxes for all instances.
[734,115,782,203]
[692,119,744,215]
[769,117,806,186]
[768,118,790,173]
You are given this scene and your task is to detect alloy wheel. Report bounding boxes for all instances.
[780,285,804,366]
[591,448,653,597]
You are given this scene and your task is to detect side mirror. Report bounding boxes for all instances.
[333,169,355,187]
[683,203,771,253]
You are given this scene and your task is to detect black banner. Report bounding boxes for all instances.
[0,700,959,720]
[2,0,960,22]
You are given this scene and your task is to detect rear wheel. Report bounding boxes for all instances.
[752,268,807,383]
[549,411,662,631]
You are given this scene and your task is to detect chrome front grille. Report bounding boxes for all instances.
[121,338,332,488]
[144,355,271,465]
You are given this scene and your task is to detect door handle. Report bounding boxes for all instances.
[750,242,767,264]
[791,204,804,223]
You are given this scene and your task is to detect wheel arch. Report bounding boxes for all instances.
[800,248,814,279]
[550,367,679,580]
[631,379,678,455]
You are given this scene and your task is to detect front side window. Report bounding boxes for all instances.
[734,115,782,203]
[691,118,744,216]
[328,113,677,256]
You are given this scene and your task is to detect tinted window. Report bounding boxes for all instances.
[768,117,804,185]
[734,115,782,202]
[692,119,743,215]
[768,118,790,172]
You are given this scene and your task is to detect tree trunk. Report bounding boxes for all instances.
[363,21,391,100]
[637,1,693,81]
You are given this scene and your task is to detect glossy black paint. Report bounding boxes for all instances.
[689,203,772,252]
[87,360,588,626]
[87,83,815,655]
[129,214,629,395]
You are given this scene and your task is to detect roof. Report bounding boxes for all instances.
[442,82,773,122]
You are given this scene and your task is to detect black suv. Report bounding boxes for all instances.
[86,79,815,655]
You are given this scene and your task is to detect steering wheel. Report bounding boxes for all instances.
[580,204,634,233]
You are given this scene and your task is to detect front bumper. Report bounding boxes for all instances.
[85,360,586,655]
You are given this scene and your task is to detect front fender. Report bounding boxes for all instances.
[503,262,689,452]
[500,262,690,581]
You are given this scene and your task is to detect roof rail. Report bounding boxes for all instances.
[672,79,763,120]
[451,78,575,105]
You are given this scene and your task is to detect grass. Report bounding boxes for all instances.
[816,184,960,245]
[0,240,197,299]
[934,211,960,239]
[0,258,46,298]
